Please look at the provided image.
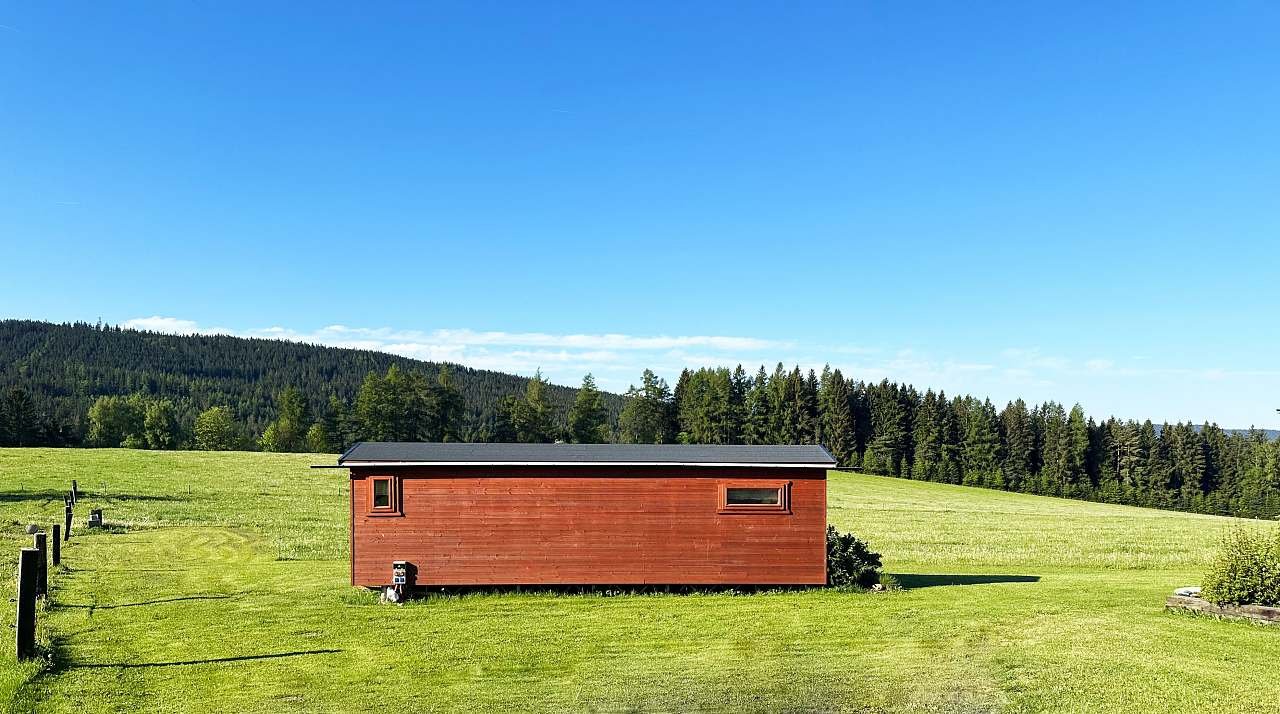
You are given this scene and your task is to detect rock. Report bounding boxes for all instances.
[1174,586,1201,597]
[25,524,39,535]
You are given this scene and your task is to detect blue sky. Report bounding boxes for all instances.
[2,2,1278,427]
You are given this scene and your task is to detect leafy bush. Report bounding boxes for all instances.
[826,525,884,588]
[1200,528,1280,607]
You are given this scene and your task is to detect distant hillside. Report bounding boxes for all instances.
[0,319,623,442]
[1154,423,1279,441]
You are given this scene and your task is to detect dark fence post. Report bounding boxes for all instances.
[17,548,37,660]
[52,525,61,566]
[33,533,48,598]
[71,480,78,504]
[64,506,72,540]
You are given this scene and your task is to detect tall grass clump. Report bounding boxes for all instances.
[1200,528,1280,607]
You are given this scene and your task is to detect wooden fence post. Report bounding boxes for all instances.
[71,480,78,504]
[33,533,48,598]
[52,525,61,566]
[17,548,37,660]
[64,506,72,540]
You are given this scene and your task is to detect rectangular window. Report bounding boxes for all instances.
[719,481,790,514]
[373,479,391,508]
[726,487,781,505]
[369,476,399,515]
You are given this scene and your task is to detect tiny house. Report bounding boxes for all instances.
[327,443,834,588]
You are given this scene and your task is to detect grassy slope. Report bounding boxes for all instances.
[1,449,1278,713]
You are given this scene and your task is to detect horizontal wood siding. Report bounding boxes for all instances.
[351,465,827,586]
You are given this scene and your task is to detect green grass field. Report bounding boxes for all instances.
[2,449,1277,713]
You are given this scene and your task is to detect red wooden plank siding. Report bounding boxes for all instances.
[350,465,827,586]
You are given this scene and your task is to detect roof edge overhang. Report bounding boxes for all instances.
[325,460,834,469]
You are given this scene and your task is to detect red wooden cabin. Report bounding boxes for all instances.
[326,443,834,588]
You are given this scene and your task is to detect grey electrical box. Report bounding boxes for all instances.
[391,560,415,587]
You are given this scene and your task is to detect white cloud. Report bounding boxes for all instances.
[119,317,1280,427]
[120,317,791,392]
[123,316,209,334]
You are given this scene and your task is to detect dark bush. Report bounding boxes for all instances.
[826,525,883,588]
[1200,528,1280,607]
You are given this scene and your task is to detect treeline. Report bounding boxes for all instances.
[72,365,610,452]
[3,320,1278,519]
[654,365,1280,520]
[0,319,621,444]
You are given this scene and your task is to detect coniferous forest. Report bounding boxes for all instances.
[2,319,1278,519]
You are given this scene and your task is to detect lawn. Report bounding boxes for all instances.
[2,448,1278,712]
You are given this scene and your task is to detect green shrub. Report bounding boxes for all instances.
[1200,528,1280,606]
[826,525,883,588]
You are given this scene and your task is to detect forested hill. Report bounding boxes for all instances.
[2,319,1278,519]
[0,320,622,442]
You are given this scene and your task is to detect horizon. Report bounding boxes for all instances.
[17,315,1278,433]
[3,4,1279,428]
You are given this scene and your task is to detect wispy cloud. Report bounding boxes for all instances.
[121,317,795,392]
[119,316,1280,427]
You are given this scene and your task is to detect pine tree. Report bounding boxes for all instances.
[1143,421,1172,507]
[801,369,820,444]
[865,380,908,475]
[1038,402,1068,495]
[509,371,556,443]
[432,366,465,442]
[728,365,750,445]
[618,370,674,444]
[937,393,962,484]
[4,388,39,447]
[567,374,610,443]
[817,367,854,466]
[768,363,790,444]
[742,367,772,445]
[1064,404,1089,496]
[999,399,1033,492]
[961,398,1001,487]
[911,390,941,481]
[260,386,311,452]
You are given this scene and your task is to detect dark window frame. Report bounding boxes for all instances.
[718,480,791,514]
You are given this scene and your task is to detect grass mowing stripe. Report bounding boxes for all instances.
[1,449,1277,712]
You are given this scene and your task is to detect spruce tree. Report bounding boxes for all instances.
[567,374,610,443]
[817,367,854,466]
[999,399,1033,492]
[1064,404,1089,496]
[431,366,465,442]
[510,371,556,443]
[618,369,674,444]
[743,367,772,445]
[961,398,1001,487]
[728,365,750,445]
[911,390,941,481]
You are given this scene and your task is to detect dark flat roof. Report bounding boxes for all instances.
[334,442,835,468]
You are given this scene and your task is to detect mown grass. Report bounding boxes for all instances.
[2,448,1278,712]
